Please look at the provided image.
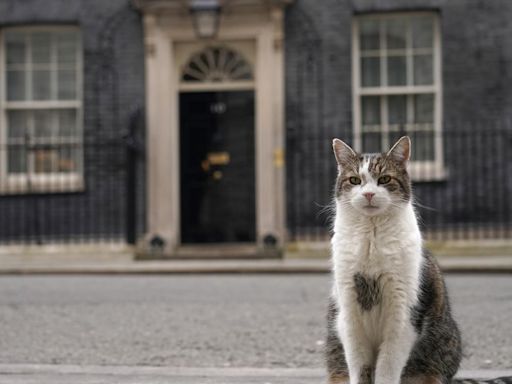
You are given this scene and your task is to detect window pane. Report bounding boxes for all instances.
[32,70,52,100]
[410,131,435,161]
[386,18,406,50]
[361,57,380,87]
[33,110,55,139]
[58,109,78,137]
[388,96,407,125]
[387,56,406,86]
[58,70,77,100]
[389,132,402,149]
[32,146,78,173]
[34,149,57,173]
[7,70,26,101]
[362,132,381,153]
[5,32,27,66]
[412,17,433,49]
[414,94,434,123]
[7,146,27,173]
[31,32,52,65]
[57,32,78,65]
[7,111,29,139]
[413,54,433,85]
[362,96,381,125]
[360,19,380,51]
[58,147,78,173]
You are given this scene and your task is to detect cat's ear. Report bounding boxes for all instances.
[332,138,357,168]
[386,136,411,165]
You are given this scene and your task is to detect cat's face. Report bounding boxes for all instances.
[332,136,411,217]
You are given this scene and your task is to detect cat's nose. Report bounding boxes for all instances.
[363,192,375,202]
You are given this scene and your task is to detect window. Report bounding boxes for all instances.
[181,46,254,82]
[0,27,83,193]
[353,13,444,180]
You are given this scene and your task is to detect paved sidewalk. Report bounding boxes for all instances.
[1,365,511,384]
[1,255,512,274]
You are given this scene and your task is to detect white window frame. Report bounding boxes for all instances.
[352,12,445,181]
[0,26,84,194]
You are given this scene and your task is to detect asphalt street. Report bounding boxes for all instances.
[0,274,510,382]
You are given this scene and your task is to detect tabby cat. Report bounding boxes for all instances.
[325,136,462,384]
[325,136,512,384]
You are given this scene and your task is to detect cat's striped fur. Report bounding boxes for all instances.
[327,137,461,384]
[326,136,511,384]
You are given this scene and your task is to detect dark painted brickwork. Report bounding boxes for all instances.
[0,0,146,244]
[1,0,510,244]
[285,0,512,239]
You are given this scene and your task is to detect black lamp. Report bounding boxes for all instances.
[189,0,221,39]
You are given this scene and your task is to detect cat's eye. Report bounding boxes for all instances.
[378,175,391,184]
[349,176,361,185]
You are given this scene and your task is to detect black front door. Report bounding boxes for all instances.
[180,91,255,243]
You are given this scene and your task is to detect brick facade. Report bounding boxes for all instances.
[0,0,145,243]
[0,0,510,244]
[285,0,512,238]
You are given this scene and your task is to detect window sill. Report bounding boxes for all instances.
[0,174,84,195]
[408,162,447,182]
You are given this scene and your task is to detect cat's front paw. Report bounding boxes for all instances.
[327,373,350,384]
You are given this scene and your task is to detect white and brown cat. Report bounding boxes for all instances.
[325,136,462,384]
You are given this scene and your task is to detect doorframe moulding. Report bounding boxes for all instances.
[134,0,293,257]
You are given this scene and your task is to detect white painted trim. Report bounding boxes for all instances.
[142,5,287,253]
[5,100,82,109]
[359,85,436,95]
[144,13,176,247]
[256,27,271,245]
[352,12,444,181]
[178,81,255,91]
[352,19,362,152]
[271,6,287,245]
[0,173,84,194]
[433,15,444,177]
[168,38,180,248]
[408,161,447,181]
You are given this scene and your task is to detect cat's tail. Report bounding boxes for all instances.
[452,377,512,384]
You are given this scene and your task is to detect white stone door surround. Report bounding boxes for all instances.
[137,0,290,255]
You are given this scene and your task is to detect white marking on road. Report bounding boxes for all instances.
[0,364,511,379]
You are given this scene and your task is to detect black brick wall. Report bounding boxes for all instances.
[285,0,512,239]
[0,0,146,244]
[1,0,510,244]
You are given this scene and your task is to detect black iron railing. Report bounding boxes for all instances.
[0,129,143,245]
[0,122,510,245]
[286,123,512,241]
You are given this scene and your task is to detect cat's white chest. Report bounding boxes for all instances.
[349,227,393,272]
[331,205,423,347]
[333,222,416,278]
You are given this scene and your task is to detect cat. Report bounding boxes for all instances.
[325,136,462,384]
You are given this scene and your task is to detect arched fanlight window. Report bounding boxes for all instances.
[181,46,253,82]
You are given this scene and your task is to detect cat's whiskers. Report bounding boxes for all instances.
[412,199,438,212]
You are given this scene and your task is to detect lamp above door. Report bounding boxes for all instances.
[189,0,222,39]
